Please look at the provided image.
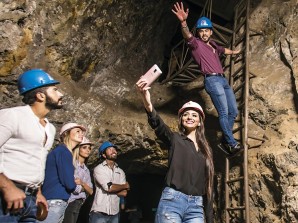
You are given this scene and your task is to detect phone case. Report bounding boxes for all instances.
[140,64,162,87]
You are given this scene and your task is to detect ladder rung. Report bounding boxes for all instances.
[227,206,245,211]
[227,176,244,183]
[232,125,244,133]
[248,135,266,142]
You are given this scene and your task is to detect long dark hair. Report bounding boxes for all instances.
[178,114,214,200]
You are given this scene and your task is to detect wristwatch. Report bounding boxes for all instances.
[107,182,112,189]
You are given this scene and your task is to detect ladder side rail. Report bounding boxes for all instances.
[225,158,231,223]
[243,1,250,222]
[225,2,241,222]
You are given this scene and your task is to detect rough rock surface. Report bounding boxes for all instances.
[0,0,297,222]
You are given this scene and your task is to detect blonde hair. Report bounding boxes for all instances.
[60,130,78,153]
[72,147,80,166]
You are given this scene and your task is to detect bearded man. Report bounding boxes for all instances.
[0,69,64,222]
[89,141,130,223]
[172,2,243,155]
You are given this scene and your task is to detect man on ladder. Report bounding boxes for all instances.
[172,2,243,155]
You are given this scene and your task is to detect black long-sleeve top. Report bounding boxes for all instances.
[147,108,213,223]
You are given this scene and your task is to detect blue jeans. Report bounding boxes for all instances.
[89,211,119,223]
[37,199,67,223]
[204,75,238,146]
[0,193,37,223]
[155,187,204,223]
[62,199,84,223]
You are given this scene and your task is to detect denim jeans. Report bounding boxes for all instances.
[89,211,119,223]
[62,199,84,223]
[204,75,238,146]
[155,187,204,223]
[0,193,37,223]
[37,199,67,223]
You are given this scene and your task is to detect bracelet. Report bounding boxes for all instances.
[181,25,188,29]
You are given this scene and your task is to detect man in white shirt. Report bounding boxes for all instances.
[90,141,130,223]
[0,69,64,222]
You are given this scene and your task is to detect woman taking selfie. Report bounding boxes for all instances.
[39,123,86,223]
[136,79,214,223]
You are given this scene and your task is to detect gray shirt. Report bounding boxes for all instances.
[91,160,126,215]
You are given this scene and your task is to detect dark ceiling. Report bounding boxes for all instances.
[187,0,239,21]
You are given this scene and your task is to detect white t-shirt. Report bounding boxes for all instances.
[0,105,56,187]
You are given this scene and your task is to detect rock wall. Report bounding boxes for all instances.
[246,0,298,222]
[0,0,297,222]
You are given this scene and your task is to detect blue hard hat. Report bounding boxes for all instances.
[98,141,118,156]
[196,17,212,29]
[18,69,60,95]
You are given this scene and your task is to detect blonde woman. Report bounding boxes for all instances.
[38,123,86,223]
[62,137,93,223]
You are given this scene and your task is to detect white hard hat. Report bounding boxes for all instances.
[59,123,86,136]
[79,137,93,146]
[178,101,205,120]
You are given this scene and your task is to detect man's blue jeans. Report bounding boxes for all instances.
[0,193,37,223]
[89,211,119,223]
[204,75,238,146]
[36,199,67,223]
[155,187,204,223]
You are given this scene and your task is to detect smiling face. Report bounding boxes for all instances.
[103,146,118,161]
[69,127,85,146]
[197,28,213,42]
[181,109,201,132]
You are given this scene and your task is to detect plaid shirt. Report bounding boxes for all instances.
[68,161,93,203]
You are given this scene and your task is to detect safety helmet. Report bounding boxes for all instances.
[59,123,86,136]
[79,137,93,146]
[196,17,212,29]
[178,101,205,120]
[98,141,118,156]
[18,69,60,95]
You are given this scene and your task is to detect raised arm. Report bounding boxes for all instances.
[172,2,192,40]
[136,76,174,148]
[136,79,153,113]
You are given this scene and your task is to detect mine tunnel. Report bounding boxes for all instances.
[80,0,255,222]
[0,0,297,223]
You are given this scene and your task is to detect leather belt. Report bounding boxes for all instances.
[13,181,39,196]
[204,73,225,77]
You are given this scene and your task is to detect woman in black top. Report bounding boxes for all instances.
[136,80,214,223]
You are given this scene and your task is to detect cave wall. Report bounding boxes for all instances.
[0,0,297,222]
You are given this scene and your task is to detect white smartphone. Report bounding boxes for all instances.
[139,64,162,87]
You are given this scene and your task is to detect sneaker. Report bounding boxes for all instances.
[217,143,233,156]
[224,143,244,155]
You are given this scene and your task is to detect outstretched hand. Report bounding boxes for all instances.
[172,2,189,22]
[233,49,241,55]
